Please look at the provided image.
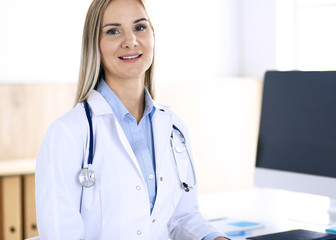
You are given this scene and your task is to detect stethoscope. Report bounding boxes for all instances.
[170,125,197,192]
[78,100,197,192]
[78,100,96,188]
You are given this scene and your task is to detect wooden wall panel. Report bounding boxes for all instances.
[0,178,3,238]
[0,83,76,161]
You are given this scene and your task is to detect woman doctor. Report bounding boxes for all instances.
[35,0,230,239]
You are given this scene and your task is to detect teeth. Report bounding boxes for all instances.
[120,54,141,60]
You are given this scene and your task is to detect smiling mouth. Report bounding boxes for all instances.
[119,54,142,60]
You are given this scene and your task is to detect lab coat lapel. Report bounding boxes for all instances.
[88,91,144,180]
[113,119,144,179]
[152,106,173,183]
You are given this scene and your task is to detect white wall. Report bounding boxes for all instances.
[0,0,242,83]
[1,0,335,83]
[148,0,241,82]
[239,0,277,78]
[295,0,336,70]
[0,0,92,83]
[239,0,336,76]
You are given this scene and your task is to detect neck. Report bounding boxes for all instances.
[105,77,145,123]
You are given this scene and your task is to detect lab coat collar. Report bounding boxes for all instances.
[88,89,160,118]
[96,79,156,122]
[86,90,114,116]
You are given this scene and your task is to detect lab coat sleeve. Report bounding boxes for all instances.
[35,116,86,240]
[167,175,220,240]
[167,120,223,240]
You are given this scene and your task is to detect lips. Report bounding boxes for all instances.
[119,53,142,61]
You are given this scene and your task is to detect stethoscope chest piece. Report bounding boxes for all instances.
[79,165,96,188]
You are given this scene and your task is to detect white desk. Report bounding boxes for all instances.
[199,188,333,239]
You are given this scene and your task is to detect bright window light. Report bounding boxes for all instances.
[276,0,336,71]
[296,0,336,70]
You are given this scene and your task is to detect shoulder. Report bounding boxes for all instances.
[60,103,86,124]
[47,89,111,135]
[44,90,114,143]
[154,101,189,134]
[52,103,86,130]
[44,103,88,146]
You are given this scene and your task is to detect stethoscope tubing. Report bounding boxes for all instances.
[170,125,197,192]
[78,101,96,188]
[80,101,197,192]
[83,101,94,165]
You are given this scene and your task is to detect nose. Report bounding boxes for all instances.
[121,31,138,49]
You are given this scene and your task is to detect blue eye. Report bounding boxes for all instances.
[107,28,120,35]
[135,24,147,32]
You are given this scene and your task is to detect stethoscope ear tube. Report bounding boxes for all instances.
[170,124,197,192]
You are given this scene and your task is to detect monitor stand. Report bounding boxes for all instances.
[327,199,336,225]
[288,198,336,226]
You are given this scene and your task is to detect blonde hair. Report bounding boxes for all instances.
[74,0,155,105]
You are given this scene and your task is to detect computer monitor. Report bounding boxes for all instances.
[254,70,336,224]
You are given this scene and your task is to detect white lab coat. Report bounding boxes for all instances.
[35,90,219,240]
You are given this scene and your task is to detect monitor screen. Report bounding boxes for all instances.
[254,71,336,199]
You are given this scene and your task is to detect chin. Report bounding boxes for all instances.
[123,68,149,79]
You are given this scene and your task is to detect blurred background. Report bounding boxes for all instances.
[1,0,335,83]
[0,0,335,238]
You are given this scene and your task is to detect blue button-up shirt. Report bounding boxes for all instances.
[97,80,226,240]
[97,80,157,213]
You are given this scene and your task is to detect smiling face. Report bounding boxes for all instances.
[99,0,154,85]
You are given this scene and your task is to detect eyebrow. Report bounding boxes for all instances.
[133,18,148,24]
[102,18,148,28]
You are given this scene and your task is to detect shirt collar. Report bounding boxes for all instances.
[97,79,156,122]
[144,87,156,118]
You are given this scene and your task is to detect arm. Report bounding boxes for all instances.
[203,233,231,240]
[167,120,228,240]
[35,120,85,239]
[168,187,230,240]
